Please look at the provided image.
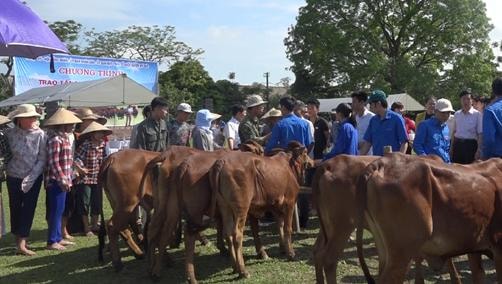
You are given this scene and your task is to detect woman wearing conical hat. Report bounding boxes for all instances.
[74,122,111,236]
[4,104,46,256]
[44,108,82,251]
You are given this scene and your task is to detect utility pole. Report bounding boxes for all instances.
[264,72,270,105]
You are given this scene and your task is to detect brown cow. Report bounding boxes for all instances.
[209,141,313,279]
[313,154,470,284]
[148,141,265,283]
[98,147,198,271]
[147,149,229,281]
[312,155,377,283]
[356,153,502,284]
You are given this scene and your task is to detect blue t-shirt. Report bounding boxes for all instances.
[363,110,408,156]
[413,117,450,163]
[482,97,502,159]
[265,113,313,153]
[324,119,358,160]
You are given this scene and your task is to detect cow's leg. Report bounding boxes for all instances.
[107,213,132,271]
[378,252,412,284]
[313,231,326,284]
[322,226,354,284]
[276,215,286,254]
[283,205,296,260]
[119,228,144,259]
[249,215,268,259]
[234,215,249,279]
[413,258,425,284]
[184,226,199,284]
[149,210,178,279]
[215,216,229,256]
[467,253,484,284]
[446,258,461,284]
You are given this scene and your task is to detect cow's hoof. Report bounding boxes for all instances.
[257,251,269,260]
[238,271,250,279]
[133,252,145,260]
[151,274,161,282]
[219,248,230,257]
[112,261,124,272]
[187,277,198,284]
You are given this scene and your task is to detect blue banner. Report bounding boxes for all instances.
[14,54,158,95]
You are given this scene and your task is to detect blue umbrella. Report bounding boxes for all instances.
[0,0,69,58]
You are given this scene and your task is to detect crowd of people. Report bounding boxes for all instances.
[1,76,502,257]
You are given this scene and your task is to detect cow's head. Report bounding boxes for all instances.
[286,141,314,185]
[240,140,264,156]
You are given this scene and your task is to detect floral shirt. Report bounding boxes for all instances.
[5,126,47,192]
[168,120,192,146]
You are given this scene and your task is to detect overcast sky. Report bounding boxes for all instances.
[26,0,502,85]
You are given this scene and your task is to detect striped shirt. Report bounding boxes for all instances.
[46,131,73,188]
[74,139,106,184]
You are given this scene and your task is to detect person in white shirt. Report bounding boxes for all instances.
[450,90,483,163]
[223,105,246,150]
[351,91,375,155]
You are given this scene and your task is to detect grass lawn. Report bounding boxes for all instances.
[0,187,498,283]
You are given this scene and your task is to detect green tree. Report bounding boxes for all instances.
[159,59,214,109]
[48,20,84,54]
[285,0,497,102]
[84,25,203,65]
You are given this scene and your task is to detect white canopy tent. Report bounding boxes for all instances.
[0,74,157,107]
[318,93,424,113]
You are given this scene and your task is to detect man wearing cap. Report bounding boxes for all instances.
[450,90,483,164]
[360,90,408,156]
[135,97,169,152]
[238,94,269,145]
[351,91,375,155]
[223,105,245,150]
[168,103,193,147]
[482,77,502,159]
[414,98,454,163]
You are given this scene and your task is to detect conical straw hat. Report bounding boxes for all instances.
[76,107,107,125]
[78,121,112,139]
[261,108,282,119]
[0,115,11,125]
[44,108,82,126]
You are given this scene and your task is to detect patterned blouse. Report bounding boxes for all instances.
[74,139,106,184]
[46,131,73,188]
[5,126,47,192]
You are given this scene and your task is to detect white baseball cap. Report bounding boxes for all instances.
[177,103,193,113]
[435,98,454,113]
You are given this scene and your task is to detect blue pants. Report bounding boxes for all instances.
[6,175,42,238]
[46,181,67,245]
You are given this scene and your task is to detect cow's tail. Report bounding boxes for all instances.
[311,165,328,245]
[356,168,375,284]
[139,154,166,208]
[208,159,225,219]
[97,153,114,263]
